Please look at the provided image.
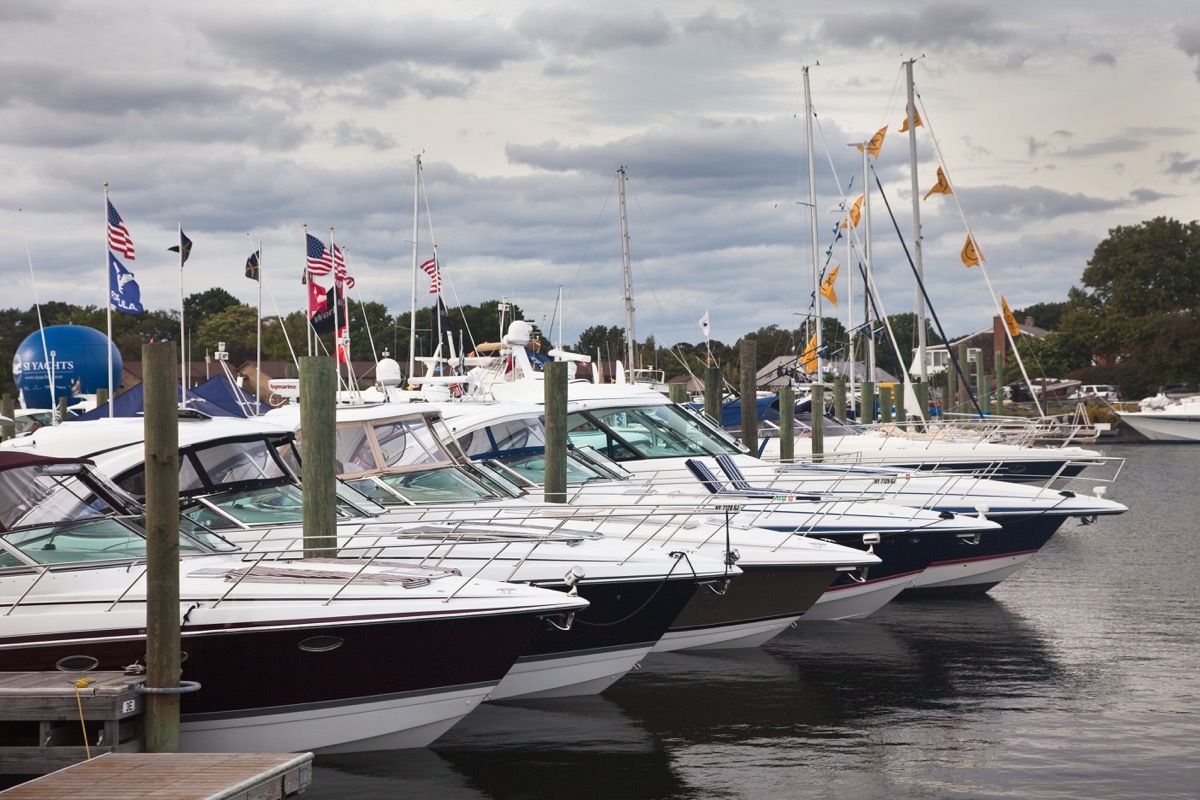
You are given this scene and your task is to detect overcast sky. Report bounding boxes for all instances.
[2,0,1198,363]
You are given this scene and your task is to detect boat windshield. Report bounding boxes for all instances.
[180,483,367,529]
[343,466,501,506]
[0,464,125,532]
[0,517,210,566]
[329,417,454,475]
[566,404,735,461]
[116,436,297,499]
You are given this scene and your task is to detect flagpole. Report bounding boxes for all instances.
[178,221,186,408]
[802,66,822,378]
[328,226,342,392]
[905,58,928,385]
[104,183,114,418]
[256,240,263,412]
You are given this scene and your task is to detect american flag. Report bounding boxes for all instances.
[332,244,355,289]
[305,233,333,276]
[107,200,135,260]
[419,257,441,294]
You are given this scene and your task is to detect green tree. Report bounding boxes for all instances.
[1058,216,1200,397]
[183,288,240,333]
[196,304,259,365]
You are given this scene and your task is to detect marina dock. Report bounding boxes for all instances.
[0,672,312,797]
[0,752,312,799]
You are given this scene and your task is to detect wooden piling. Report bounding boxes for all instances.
[832,377,846,422]
[668,382,687,404]
[879,385,893,423]
[810,384,825,461]
[860,380,875,423]
[142,342,181,754]
[543,361,567,504]
[1,394,13,440]
[778,385,795,463]
[300,356,337,558]
[895,382,907,426]
[739,340,757,455]
[704,364,721,425]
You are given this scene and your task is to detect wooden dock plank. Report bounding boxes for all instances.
[0,753,313,799]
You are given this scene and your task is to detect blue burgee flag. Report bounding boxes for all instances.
[109,252,144,314]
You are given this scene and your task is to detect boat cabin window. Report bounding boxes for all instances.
[346,466,501,506]
[566,404,731,461]
[328,417,453,476]
[0,465,122,531]
[1,517,210,565]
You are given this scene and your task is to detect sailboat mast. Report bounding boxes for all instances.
[617,167,636,372]
[905,59,928,384]
[803,67,822,376]
[409,154,421,384]
[862,141,876,383]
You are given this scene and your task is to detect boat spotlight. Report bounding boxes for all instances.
[563,565,586,596]
[861,532,880,554]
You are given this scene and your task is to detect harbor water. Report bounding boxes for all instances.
[305,443,1199,799]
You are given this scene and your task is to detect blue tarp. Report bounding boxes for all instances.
[74,375,268,420]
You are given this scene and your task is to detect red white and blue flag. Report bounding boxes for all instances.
[420,257,440,294]
[333,244,355,289]
[305,233,333,277]
[107,200,135,260]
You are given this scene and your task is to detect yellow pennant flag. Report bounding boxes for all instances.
[899,104,923,132]
[840,195,864,229]
[800,333,819,373]
[821,264,840,307]
[856,125,888,159]
[961,234,982,268]
[923,166,952,200]
[1001,296,1021,337]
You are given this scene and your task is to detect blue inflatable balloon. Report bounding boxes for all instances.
[11,325,122,409]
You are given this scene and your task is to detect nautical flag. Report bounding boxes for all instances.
[108,252,144,314]
[106,200,135,260]
[332,244,355,289]
[245,250,260,281]
[961,234,981,268]
[419,257,441,294]
[924,167,952,200]
[699,310,710,340]
[168,229,193,264]
[305,233,333,277]
[308,278,328,317]
[840,195,863,229]
[336,326,349,363]
[900,104,923,132]
[820,264,840,307]
[857,126,887,159]
[800,333,819,373]
[1001,296,1021,337]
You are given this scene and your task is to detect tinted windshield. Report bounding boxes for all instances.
[566,404,736,461]
[345,466,500,505]
[1,517,211,566]
[0,464,122,530]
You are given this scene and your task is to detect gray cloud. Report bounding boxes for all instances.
[1175,20,1200,79]
[1160,150,1200,176]
[199,16,529,83]
[1089,52,1118,68]
[681,11,789,49]
[817,2,1009,49]
[515,8,672,55]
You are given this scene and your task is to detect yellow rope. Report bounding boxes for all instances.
[73,678,92,759]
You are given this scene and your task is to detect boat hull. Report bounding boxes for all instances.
[655,565,838,651]
[0,609,546,753]
[1118,413,1200,442]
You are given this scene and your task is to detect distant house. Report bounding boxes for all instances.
[909,315,1046,378]
[755,355,897,390]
